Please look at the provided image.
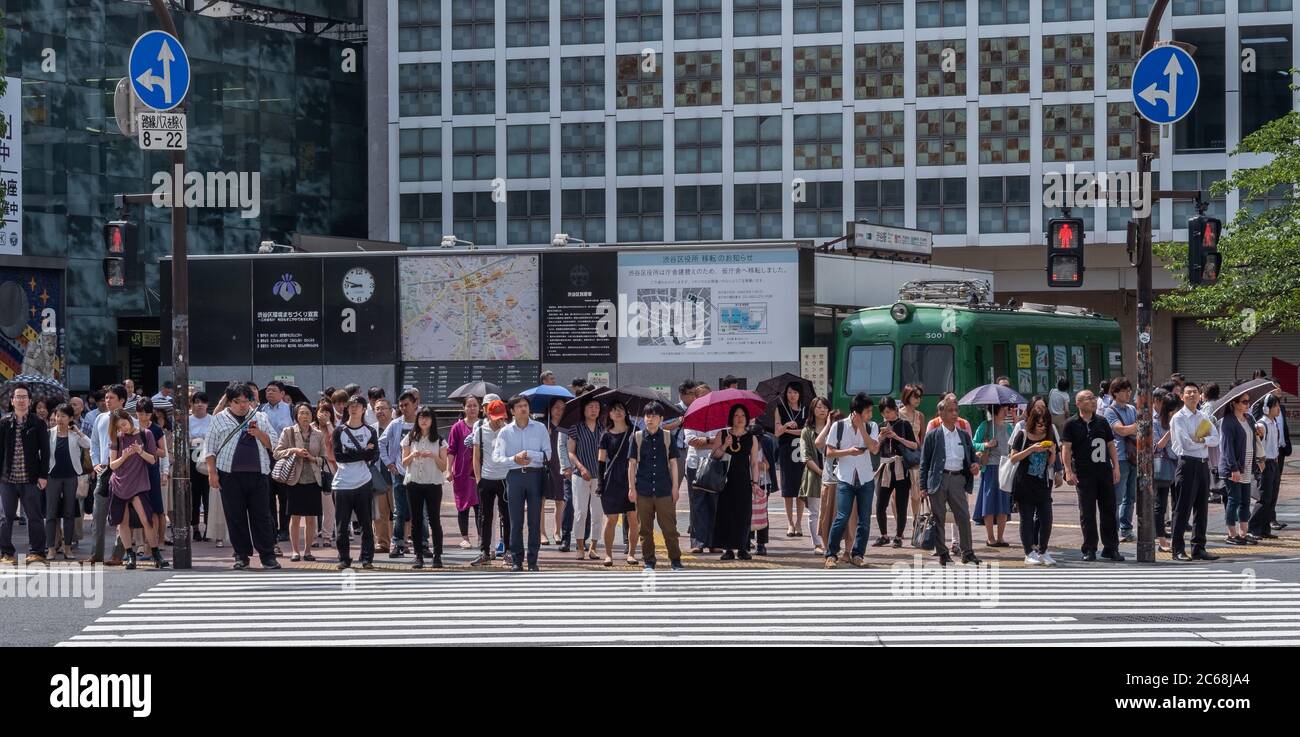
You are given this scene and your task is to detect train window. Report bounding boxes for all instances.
[901,344,954,395]
[845,344,894,396]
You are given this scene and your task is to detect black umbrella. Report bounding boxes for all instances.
[0,374,69,410]
[599,386,683,421]
[754,373,816,430]
[259,383,310,406]
[558,387,613,427]
[449,380,501,401]
[1212,378,1278,420]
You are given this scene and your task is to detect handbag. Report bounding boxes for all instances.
[997,429,1023,492]
[270,427,303,485]
[911,496,938,551]
[693,432,732,494]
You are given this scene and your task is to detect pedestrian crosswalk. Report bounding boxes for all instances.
[59,567,1300,646]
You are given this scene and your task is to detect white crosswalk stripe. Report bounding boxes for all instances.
[58,568,1300,646]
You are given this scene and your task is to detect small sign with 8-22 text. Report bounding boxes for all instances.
[136,111,187,150]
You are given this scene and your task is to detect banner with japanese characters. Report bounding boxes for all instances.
[615,249,799,363]
[0,77,21,256]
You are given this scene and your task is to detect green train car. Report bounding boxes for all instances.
[829,298,1123,427]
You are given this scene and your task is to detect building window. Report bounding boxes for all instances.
[979,176,1031,234]
[916,108,967,166]
[400,193,442,247]
[452,0,494,50]
[978,37,1031,95]
[854,180,905,227]
[1106,1,1147,18]
[854,43,905,100]
[561,189,607,243]
[917,40,966,97]
[734,0,782,36]
[452,126,496,180]
[917,178,966,235]
[793,46,843,103]
[561,123,605,178]
[794,113,843,170]
[734,183,783,239]
[1173,0,1226,13]
[1043,187,1095,231]
[1241,27,1292,138]
[676,0,722,40]
[506,0,549,47]
[453,191,497,246]
[452,61,494,115]
[855,0,904,31]
[399,63,441,117]
[1042,34,1094,93]
[1241,182,1290,216]
[1106,31,1141,90]
[1241,0,1292,9]
[1172,170,1226,230]
[399,128,441,182]
[616,120,664,176]
[734,115,782,171]
[507,190,551,245]
[616,0,662,42]
[506,59,549,113]
[561,0,604,45]
[854,111,905,168]
[794,181,844,238]
[1106,102,1158,160]
[794,0,842,34]
[978,106,1030,164]
[675,185,723,241]
[616,187,665,242]
[734,48,781,105]
[675,51,724,107]
[616,54,663,110]
[917,0,966,28]
[675,118,723,174]
[1175,28,1226,153]
[1043,0,1094,21]
[561,56,604,111]
[398,0,440,52]
[1043,104,1094,162]
[506,124,550,179]
[979,0,1029,24]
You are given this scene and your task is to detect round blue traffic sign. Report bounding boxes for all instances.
[128,30,191,112]
[1131,45,1199,126]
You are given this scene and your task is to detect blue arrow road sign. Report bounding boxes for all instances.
[129,30,190,112]
[1131,45,1199,126]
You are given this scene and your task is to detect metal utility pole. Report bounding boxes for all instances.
[148,0,192,569]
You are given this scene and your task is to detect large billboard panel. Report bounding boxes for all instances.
[323,256,398,364]
[0,266,62,380]
[189,258,253,366]
[540,251,617,362]
[399,254,540,362]
[253,258,323,365]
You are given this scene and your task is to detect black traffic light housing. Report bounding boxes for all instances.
[1188,211,1222,286]
[1046,214,1085,287]
[103,219,135,289]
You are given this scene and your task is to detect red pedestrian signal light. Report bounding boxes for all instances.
[1188,215,1222,286]
[103,220,135,289]
[1046,217,1085,287]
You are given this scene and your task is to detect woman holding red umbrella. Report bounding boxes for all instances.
[711,404,764,560]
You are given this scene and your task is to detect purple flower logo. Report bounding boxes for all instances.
[272,273,301,302]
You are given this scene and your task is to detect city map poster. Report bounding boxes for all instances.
[399,254,540,362]
[616,249,798,363]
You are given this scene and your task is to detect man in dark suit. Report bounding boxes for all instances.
[0,386,52,564]
[919,397,981,566]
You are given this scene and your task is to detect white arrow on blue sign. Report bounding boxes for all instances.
[1131,45,1199,126]
[129,30,191,112]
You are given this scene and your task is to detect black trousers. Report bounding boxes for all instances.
[1018,487,1053,554]
[477,478,508,556]
[407,482,443,556]
[875,476,910,537]
[190,461,209,529]
[217,471,277,561]
[269,480,290,536]
[1247,458,1281,536]
[1172,456,1210,554]
[1155,480,1176,537]
[334,486,374,564]
[1075,472,1118,555]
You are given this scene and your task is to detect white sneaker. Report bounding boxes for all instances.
[215,539,224,548]
[1024,551,1042,565]
[1039,552,1057,566]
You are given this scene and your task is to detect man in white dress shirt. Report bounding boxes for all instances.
[1169,382,1221,561]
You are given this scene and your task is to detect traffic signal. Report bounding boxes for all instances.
[1187,214,1222,286]
[103,220,134,288]
[1046,216,1085,287]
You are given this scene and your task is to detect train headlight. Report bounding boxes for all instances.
[890,303,910,322]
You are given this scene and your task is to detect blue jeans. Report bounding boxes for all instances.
[1115,460,1137,533]
[827,480,875,560]
[1224,479,1251,526]
[506,468,544,566]
[390,479,409,548]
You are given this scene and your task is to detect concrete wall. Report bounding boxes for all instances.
[160,365,397,403]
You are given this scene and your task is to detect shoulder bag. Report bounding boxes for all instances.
[692,432,730,494]
[195,412,251,476]
[997,428,1023,492]
[270,427,303,485]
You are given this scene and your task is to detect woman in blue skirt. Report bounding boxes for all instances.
[972,404,1015,547]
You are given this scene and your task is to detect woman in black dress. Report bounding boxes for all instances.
[712,404,764,560]
[773,382,808,538]
[597,401,639,567]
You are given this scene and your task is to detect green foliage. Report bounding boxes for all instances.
[1154,104,1300,345]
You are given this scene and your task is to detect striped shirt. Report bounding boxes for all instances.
[203,408,271,475]
[567,421,602,474]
